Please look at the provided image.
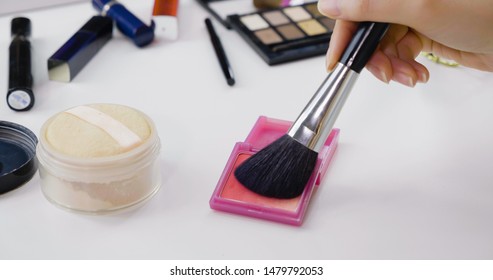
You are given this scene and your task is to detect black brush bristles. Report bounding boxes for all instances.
[234,134,318,199]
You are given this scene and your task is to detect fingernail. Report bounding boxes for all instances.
[417,72,429,83]
[326,48,337,72]
[326,59,336,72]
[367,65,390,83]
[395,73,416,87]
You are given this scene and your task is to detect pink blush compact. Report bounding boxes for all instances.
[210,116,339,226]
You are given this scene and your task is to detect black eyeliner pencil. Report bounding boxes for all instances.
[205,18,235,86]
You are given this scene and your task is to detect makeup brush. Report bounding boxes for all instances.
[234,22,389,199]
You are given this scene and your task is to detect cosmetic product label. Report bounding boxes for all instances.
[7,90,32,110]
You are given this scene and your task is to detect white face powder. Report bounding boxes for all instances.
[45,104,151,157]
[37,104,161,214]
[39,160,161,213]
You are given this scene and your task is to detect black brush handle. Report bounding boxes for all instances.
[339,22,389,73]
[288,22,389,151]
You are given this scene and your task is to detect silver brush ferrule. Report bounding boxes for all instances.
[287,62,359,152]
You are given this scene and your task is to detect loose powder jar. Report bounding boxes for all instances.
[37,104,161,214]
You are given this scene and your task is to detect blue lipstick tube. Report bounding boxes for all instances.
[48,16,113,82]
[92,0,155,47]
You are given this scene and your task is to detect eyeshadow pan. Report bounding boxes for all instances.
[283,6,312,22]
[262,10,290,26]
[254,28,283,45]
[240,14,269,31]
[297,19,327,36]
[305,3,323,17]
[319,17,336,30]
[276,24,305,40]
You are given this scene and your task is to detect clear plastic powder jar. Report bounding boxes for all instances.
[37,104,161,214]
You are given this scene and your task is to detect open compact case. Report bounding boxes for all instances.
[0,121,38,195]
[197,0,335,65]
[210,116,339,226]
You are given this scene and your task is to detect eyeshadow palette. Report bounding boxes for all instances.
[227,2,335,65]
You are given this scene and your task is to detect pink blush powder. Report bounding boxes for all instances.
[219,153,301,212]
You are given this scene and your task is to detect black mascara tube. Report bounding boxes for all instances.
[7,17,34,111]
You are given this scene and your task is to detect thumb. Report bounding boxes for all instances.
[318,0,423,25]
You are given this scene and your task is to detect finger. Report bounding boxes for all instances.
[394,30,429,83]
[366,50,392,83]
[388,55,419,87]
[366,50,429,86]
[378,25,410,57]
[378,25,430,85]
[318,0,430,26]
[410,60,430,83]
[326,20,359,71]
[365,47,430,85]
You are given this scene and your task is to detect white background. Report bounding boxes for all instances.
[1,0,493,260]
[0,0,85,15]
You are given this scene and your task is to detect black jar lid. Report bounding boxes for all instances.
[0,121,38,195]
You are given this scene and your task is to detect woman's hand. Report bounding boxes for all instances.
[318,0,493,86]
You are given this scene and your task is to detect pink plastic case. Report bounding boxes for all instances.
[210,116,339,226]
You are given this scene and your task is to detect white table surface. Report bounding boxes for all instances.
[1,0,493,260]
